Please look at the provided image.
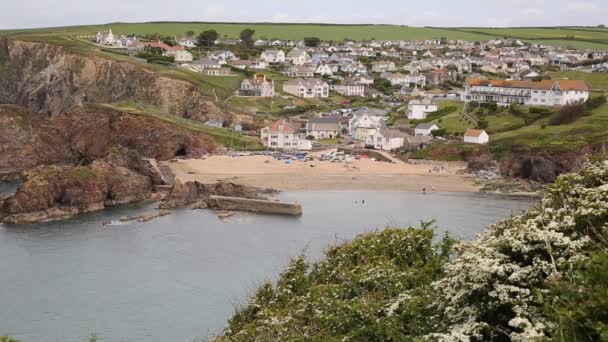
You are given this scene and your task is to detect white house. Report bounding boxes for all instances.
[209,51,237,63]
[286,48,311,65]
[315,63,333,76]
[305,117,341,139]
[178,38,197,48]
[238,75,275,97]
[372,61,396,73]
[366,128,408,151]
[331,80,365,97]
[463,78,590,107]
[349,113,386,141]
[189,58,221,71]
[283,65,315,78]
[261,119,311,150]
[382,72,427,87]
[463,129,489,144]
[164,47,193,63]
[408,100,438,120]
[261,50,286,64]
[415,123,440,136]
[96,30,116,45]
[283,78,329,98]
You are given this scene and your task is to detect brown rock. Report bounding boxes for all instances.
[0,148,159,224]
[160,178,271,209]
[0,104,216,174]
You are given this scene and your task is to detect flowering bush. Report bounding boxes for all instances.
[216,158,608,341]
[431,158,608,341]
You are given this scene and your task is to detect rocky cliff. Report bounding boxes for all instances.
[0,38,226,120]
[0,104,216,176]
[500,147,591,183]
[0,146,164,224]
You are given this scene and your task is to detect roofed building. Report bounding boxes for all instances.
[464,78,590,107]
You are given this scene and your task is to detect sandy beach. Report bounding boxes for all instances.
[166,155,480,192]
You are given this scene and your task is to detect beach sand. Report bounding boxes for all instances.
[166,155,480,192]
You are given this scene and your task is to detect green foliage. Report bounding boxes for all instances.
[544,253,608,341]
[373,77,396,95]
[197,30,219,47]
[216,226,455,341]
[548,102,589,126]
[239,28,256,47]
[476,119,489,129]
[304,37,321,47]
[1,336,19,342]
[431,128,448,137]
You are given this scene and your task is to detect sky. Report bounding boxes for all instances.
[1,0,607,29]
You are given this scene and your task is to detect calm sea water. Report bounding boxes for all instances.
[0,187,535,342]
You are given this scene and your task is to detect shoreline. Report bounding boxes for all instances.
[167,155,480,193]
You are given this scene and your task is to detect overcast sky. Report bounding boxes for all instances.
[1,0,606,29]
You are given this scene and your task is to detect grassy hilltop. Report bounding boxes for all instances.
[2,22,608,49]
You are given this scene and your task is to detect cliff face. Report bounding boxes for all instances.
[0,104,216,175]
[500,147,591,183]
[0,38,226,120]
[0,146,162,224]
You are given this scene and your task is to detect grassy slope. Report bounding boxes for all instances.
[491,103,608,152]
[3,23,608,48]
[98,101,262,149]
[549,71,608,90]
[3,33,244,99]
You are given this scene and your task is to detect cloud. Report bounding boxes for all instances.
[566,1,597,10]
[521,8,542,16]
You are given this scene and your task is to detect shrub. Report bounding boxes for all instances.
[476,119,489,129]
[548,102,588,126]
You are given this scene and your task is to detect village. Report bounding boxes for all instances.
[92,28,600,157]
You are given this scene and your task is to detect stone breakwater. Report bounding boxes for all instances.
[209,195,302,216]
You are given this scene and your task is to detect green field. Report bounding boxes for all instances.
[3,22,608,48]
[549,71,608,90]
[455,27,608,48]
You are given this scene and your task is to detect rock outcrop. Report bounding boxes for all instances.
[0,104,215,175]
[0,146,163,224]
[500,147,591,183]
[160,178,274,209]
[0,38,227,120]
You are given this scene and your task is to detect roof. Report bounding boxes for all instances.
[555,80,589,91]
[268,119,296,134]
[464,129,486,137]
[409,99,437,106]
[308,117,340,124]
[416,123,439,130]
[467,78,589,91]
[378,128,409,139]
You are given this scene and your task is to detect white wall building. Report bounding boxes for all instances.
[463,78,590,107]
[283,78,329,98]
[463,129,489,144]
[261,119,311,150]
[261,50,286,63]
[408,100,438,119]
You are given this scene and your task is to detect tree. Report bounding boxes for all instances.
[198,30,219,47]
[185,30,195,37]
[304,37,321,47]
[240,28,255,47]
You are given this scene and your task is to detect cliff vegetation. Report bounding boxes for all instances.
[217,156,608,341]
